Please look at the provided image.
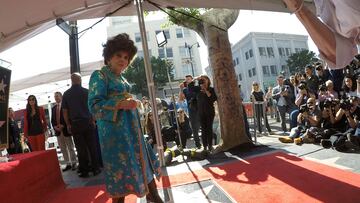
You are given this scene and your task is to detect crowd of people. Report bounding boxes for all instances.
[251,57,360,152]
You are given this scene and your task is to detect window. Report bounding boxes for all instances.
[252,67,256,76]
[262,66,270,76]
[137,49,152,58]
[236,58,239,65]
[158,48,165,58]
[176,28,183,38]
[248,70,252,77]
[183,28,191,37]
[135,32,149,43]
[135,33,141,43]
[267,47,274,57]
[182,62,196,76]
[259,47,267,57]
[270,65,277,75]
[285,48,292,56]
[249,49,253,57]
[281,65,287,72]
[238,73,242,81]
[159,47,173,58]
[278,47,285,57]
[245,52,249,60]
[179,46,192,58]
[166,48,173,58]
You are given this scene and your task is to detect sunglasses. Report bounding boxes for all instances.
[28,98,35,101]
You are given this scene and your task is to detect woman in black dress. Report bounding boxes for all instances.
[251,82,272,134]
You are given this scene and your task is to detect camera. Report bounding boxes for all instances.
[318,84,327,92]
[183,81,188,87]
[323,99,333,109]
[299,103,309,113]
[339,98,352,110]
[298,82,307,90]
[198,79,205,85]
[315,64,323,71]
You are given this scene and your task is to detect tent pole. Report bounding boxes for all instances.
[135,0,165,167]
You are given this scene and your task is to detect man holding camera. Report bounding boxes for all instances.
[279,98,321,144]
[179,75,201,149]
[272,75,297,133]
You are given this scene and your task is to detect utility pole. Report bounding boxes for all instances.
[56,19,80,74]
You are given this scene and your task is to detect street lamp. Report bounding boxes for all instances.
[184,42,200,76]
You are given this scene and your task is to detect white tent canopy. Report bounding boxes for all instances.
[0,0,315,52]
[10,60,103,92]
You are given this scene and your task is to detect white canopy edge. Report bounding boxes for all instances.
[0,0,315,52]
[10,60,103,92]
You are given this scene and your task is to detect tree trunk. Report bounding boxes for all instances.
[204,24,251,151]
[167,9,252,151]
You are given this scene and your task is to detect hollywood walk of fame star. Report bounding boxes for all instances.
[0,79,7,93]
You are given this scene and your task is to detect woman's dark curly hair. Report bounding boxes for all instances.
[102,33,137,65]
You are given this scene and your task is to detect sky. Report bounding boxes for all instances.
[0,10,318,109]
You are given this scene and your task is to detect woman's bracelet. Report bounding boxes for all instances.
[292,0,304,14]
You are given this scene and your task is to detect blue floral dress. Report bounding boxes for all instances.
[88,66,161,198]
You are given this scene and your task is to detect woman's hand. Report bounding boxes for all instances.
[117,99,138,110]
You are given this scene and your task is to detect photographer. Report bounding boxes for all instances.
[294,81,314,107]
[341,74,357,98]
[188,75,217,152]
[179,75,201,148]
[279,98,321,144]
[321,99,336,129]
[321,97,360,151]
[325,80,339,99]
[272,75,297,132]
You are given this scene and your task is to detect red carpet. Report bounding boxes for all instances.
[51,152,360,203]
[0,150,65,203]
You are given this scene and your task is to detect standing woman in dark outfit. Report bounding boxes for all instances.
[251,82,272,134]
[23,95,48,151]
[190,75,217,152]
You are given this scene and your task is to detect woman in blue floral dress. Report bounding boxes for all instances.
[88,33,163,203]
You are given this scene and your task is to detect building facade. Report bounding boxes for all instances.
[230,32,309,101]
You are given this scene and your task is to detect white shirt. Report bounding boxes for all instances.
[314,0,360,69]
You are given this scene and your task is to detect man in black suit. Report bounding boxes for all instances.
[51,92,77,172]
